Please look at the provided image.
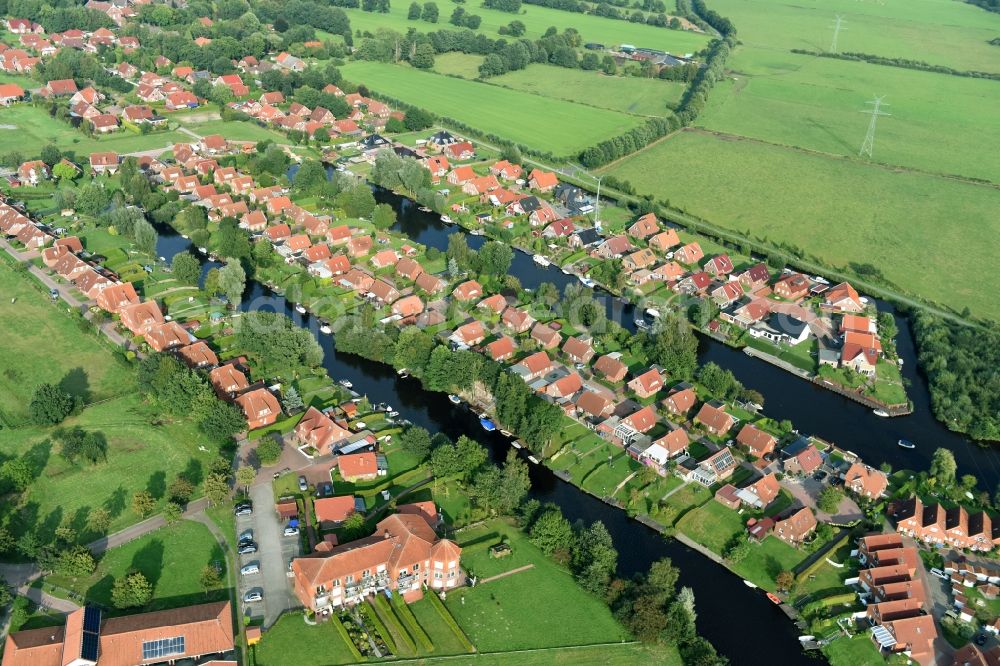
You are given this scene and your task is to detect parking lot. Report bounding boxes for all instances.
[234,482,302,627]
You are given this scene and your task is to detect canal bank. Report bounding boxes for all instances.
[152,224,813,665]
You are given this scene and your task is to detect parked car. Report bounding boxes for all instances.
[298,475,308,492]
[243,589,263,603]
[239,529,254,542]
[929,567,947,580]
[234,502,253,516]
[49,288,59,300]
[238,542,258,555]
[240,563,260,576]
[283,525,299,537]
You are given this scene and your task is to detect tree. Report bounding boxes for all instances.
[422,2,439,22]
[776,570,794,593]
[571,521,618,596]
[87,507,112,534]
[647,312,698,379]
[133,218,158,256]
[294,158,328,194]
[168,477,195,504]
[410,43,436,69]
[28,383,74,425]
[256,439,282,465]
[171,252,201,286]
[236,466,256,494]
[930,447,957,488]
[817,486,843,513]
[218,260,246,306]
[40,144,61,166]
[204,268,221,297]
[199,401,246,442]
[403,108,433,131]
[204,472,231,506]
[1,459,33,492]
[529,506,573,559]
[55,427,107,465]
[52,161,78,181]
[408,1,421,18]
[478,240,514,276]
[281,387,304,412]
[400,426,432,461]
[131,491,156,518]
[163,501,183,524]
[112,571,154,609]
[371,203,397,230]
[58,546,96,577]
[200,564,222,592]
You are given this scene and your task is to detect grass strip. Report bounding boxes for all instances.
[426,588,476,653]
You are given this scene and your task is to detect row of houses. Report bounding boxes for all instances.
[892,496,1000,553]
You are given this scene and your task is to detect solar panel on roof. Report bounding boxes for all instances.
[141,636,186,660]
[82,606,102,633]
[81,631,99,661]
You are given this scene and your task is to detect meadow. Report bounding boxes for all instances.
[174,118,291,144]
[697,52,1000,182]
[340,61,646,155]
[432,52,485,79]
[601,130,1000,320]
[709,0,1000,74]
[0,105,188,160]
[345,2,710,54]
[0,259,134,425]
[491,64,686,115]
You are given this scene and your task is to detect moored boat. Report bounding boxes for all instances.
[873,409,889,417]
[898,438,915,449]
[532,254,550,266]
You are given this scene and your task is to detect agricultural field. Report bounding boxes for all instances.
[709,0,1000,74]
[491,64,686,115]
[697,53,1000,182]
[602,130,1000,321]
[345,3,710,54]
[340,61,645,155]
[0,259,134,425]
[0,105,187,159]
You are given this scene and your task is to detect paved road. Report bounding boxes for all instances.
[237,482,300,628]
[85,498,210,555]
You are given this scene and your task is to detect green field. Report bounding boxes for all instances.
[175,118,291,144]
[385,643,680,665]
[254,613,362,666]
[709,0,1000,74]
[0,105,186,160]
[432,52,485,79]
[341,61,646,155]
[492,64,686,115]
[0,260,134,425]
[445,520,630,652]
[44,520,227,613]
[602,130,1000,320]
[346,3,709,54]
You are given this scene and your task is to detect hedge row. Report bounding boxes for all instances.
[391,592,435,651]
[360,601,398,655]
[333,614,365,662]
[425,587,476,653]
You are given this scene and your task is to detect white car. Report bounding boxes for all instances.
[243,590,263,603]
[283,526,300,537]
[929,568,947,580]
[240,563,260,576]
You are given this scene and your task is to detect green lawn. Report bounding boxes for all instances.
[491,65,686,115]
[0,395,221,540]
[340,61,646,156]
[823,633,890,666]
[344,3,709,54]
[175,118,290,144]
[0,259,134,425]
[447,520,630,652]
[676,500,743,554]
[389,642,680,665]
[602,130,1000,321]
[0,106,185,159]
[44,520,226,613]
[731,535,807,591]
[432,53,485,79]
[254,613,360,666]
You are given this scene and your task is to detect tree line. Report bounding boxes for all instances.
[790,49,1000,82]
[521,0,686,30]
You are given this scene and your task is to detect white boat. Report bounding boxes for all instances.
[512,441,522,449]
[500,429,512,437]
[388,411,399,417]
[320,325,332,335]
[181,234,189,239]
[645,307,661,318]
[580,278,595,288]
[532,254,550,267]
[873,409,889,417]
[470,228,484,236]
[447,394,461,405]
[898,439,915,450]
[418,206,431,213]
[527,455,539,464]
[294,304,306,314]
[338,379,353,389]
[383,405,393,412]
[198,247,208,254]
[440,215,453,224]
[743,580,758,589]
[812,275,830,285]
[634,319,649,330]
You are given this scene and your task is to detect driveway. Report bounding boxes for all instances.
[235,482,301,627]
[781,475,863,523]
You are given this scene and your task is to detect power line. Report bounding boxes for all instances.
[859,96,890,158]
[830,15,847,53]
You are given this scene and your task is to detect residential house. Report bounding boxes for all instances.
[694,401,734,437]
[490,160,522,180]
[623,248,656,272]
[594,354,628,382]
[562,336,594,364]
[703,254,734,277]
[592,235,633,260]
[445,141,474,160]
[628,368,664,399]
[649,229,681,252]
[774,507,817,545]
[841,331,881,377]
[844,463,889,500]
[691,448,738,486]
[575,391,615,420]
[314,496,360,528]
[209,363,249,399]
[627,213,659,239]
[501,307,534,334]
[824,282,865,313]
[485,336,516,362]
[392,295,424,318]
[119,300,164,335]
[511,351,552,382]
[144,321,191,352]
[235,388,281,430]
[453,280,482,302]
[291,511,462,611]
[530,323,561,350]
[415,273,445,295]
[782,441,823,476]
[674,242,704,265]
[89,151,119,174]
[0,83,25,105]
[773,273,810,301]
[452,321,485,346]
[739,473,781,508]
[176,341,219,369]
[18,160,48,185]
[528,169,558,192]
[737,263,771,291]
[338,452,382,482]
[651,427,690,459]
[546,372,583,399]
[712,282,744,308]
[294,406,351,455]
[736,423,777,459]
[95,282,139,313]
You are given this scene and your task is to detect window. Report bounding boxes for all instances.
[363,569,370,577]
[413,563,419,571]
[333,579,340,587]
[142,636,186,660]
[345,575,354,584]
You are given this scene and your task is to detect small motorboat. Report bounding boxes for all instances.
[898,439,916,450]
[511,441,522,449]
[527,455,539,464]
[397,369,410,378]
[499,429,512,437]
[383,405,393,412]
[766,593,782,605]
[447,394,461,405]
[294,304,306,314]
[319,324,332,335]
[743,580,758,589]
[634,319,649,330]
[579,277,595,288]
[388,411,399,417]
[338,379,353,389]
[532,254,550,267]
[480,418,496,432]
[873,409,889,417]
[418,206,431,213]
[198,247,208,254]
[440,215,453,224]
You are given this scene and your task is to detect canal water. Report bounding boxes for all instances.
[154,223,812,664]
[153,182,998,664]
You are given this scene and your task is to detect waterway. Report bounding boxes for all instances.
[152,185,999,664]
[154,224,811,665]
